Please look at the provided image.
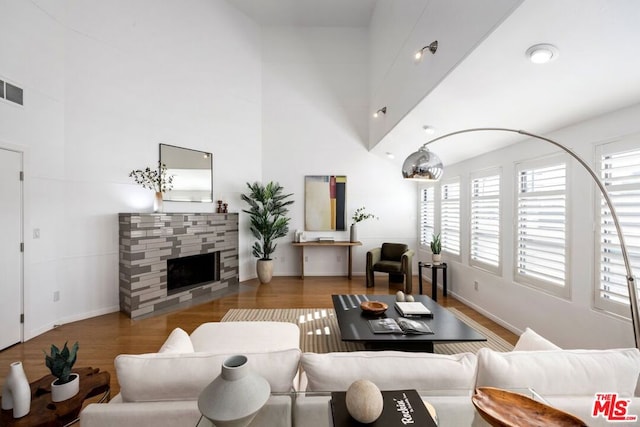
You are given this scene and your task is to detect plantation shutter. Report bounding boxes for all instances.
[515,161,567,292]
[596,143,640,316]
[470,172,501,273]
[420,186,435,247]
[441,180,460,256]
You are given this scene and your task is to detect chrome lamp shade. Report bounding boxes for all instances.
[401,146,443,180]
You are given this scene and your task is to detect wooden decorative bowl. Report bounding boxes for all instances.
[360,301,388,316]
[472,387,587,427]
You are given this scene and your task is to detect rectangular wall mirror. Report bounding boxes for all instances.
[160,143,213,203]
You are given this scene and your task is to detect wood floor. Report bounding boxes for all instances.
[0,276,518,396]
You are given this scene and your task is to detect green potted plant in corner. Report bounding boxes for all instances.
[241,182,294,284]
[430,233,442,265]
[350,207,378,242]
[44,341,80,402]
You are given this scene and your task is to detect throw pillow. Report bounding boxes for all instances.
[513,327,561,351]
[116,348,301,402]
[476,347,640,397]
[300,351,477,392]
[158,328,195,354]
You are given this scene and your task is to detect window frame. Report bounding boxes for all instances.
[468,168,502,275]
[513,155,571,298]
[440,177,461,259]
[594,138,640,318]
[419,185,436,250]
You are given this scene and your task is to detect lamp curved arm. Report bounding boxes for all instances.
[422,127,639,348]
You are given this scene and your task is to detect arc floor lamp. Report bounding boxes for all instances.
[402,127,640,348]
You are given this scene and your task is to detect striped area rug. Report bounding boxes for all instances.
[221,307,513,354]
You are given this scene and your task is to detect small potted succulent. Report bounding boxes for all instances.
[44,341,80,402]
[430,233,442,265]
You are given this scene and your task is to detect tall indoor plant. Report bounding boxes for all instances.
[241,181,294,284]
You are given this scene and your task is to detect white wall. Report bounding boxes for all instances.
[427,103,640,349]
[0,0,262,339]
[261,26,418,278]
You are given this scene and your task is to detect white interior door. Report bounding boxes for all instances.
[0,148,23,350]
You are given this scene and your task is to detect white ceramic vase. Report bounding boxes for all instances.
[1,361,31,418]
[256,259,273,284]
[153,191,163,213]
[350,224,358,242]
[198,355,270,427]
[51,373,79,402]
[432,253,442,265]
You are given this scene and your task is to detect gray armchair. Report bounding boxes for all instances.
[366,243,414,293]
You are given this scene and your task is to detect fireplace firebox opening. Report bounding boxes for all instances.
[167,252,220,293]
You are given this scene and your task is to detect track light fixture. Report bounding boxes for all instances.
[414,40,438,61]
[373,107,387,118]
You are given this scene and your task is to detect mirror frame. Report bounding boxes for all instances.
[159,143,213,203]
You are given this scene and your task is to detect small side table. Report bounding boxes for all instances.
[418,261,448,302]
[0,366,110,427]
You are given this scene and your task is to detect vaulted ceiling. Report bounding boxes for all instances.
[227,0,640,165]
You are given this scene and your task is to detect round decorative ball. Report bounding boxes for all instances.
[345,380,384,424]
[396,291,405,302]
[405,294,415,302]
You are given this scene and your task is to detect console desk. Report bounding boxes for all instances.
[291,241,362,279]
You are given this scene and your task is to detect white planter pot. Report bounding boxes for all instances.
[350,224,358,242]
[51,373,79,402]
[1,361,31,418]
[432,253,442,265]
[256,259,273,284]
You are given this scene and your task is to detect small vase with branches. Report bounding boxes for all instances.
[129,161,175,212]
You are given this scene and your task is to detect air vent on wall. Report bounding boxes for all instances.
[0,79,24,106]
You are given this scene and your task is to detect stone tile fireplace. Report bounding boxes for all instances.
[119,212,238,319]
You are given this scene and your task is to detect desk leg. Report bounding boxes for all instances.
[432,267,437,302]
[299,247,305,279]
[347,247,353,280]
[443,266,448,296]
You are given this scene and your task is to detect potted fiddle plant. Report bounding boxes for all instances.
[44,341,80,402]
[241,181,294,284]
[430,233,442,265]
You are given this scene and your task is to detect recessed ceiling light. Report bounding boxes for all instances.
[526,43,559,64]
[422,125,435,135]
[385,152,395,159]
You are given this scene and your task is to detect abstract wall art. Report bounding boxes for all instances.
[304,175,346,231]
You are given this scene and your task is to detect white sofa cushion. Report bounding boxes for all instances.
[476,347,640,397]
[513,328,561,351]
[116,348,301,402]
[158,328,195,354]
[300,351,477,392]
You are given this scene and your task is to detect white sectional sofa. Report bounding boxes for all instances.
[80,324,640,427]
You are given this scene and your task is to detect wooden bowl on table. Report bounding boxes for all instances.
[472,387,587,427]
[360,301,388,316]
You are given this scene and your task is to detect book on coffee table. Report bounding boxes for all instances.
[330,389,437,427]
[394,301,433,317]
[368,318,433,335]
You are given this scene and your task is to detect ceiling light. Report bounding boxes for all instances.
[373,107,387,118]
[414,40,438,62]
[526,44,559,64]
[422,125,435,135]
[385,152,395,159]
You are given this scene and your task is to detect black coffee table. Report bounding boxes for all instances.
[332,294,486,352]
